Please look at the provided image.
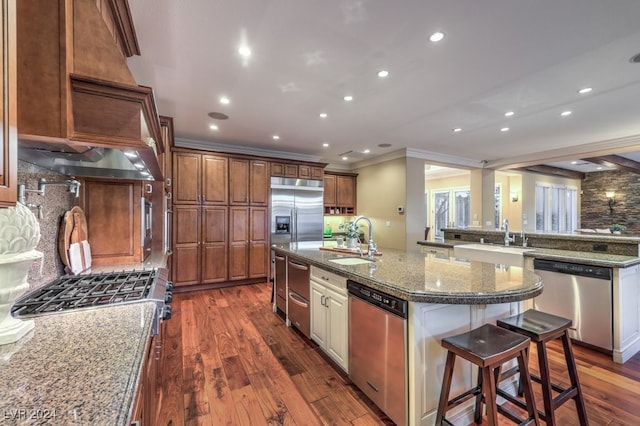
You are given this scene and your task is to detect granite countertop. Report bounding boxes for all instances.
[272,242,542,304]
[417,240,640,268]
[0,302,155,425]
[85,250,168,274]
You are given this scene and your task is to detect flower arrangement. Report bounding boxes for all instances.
[610,224,626,233]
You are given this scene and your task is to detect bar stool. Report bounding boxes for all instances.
[497,310,588,426]
[436,323,539,425]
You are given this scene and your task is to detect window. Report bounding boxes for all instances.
[535,183,578,233]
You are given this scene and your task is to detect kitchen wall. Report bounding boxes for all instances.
[17,161,77,290]
[581,170,638,233]
[356,157,407,250]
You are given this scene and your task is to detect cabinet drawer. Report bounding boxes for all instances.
[311,266,347,291]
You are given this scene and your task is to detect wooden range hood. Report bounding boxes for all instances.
[16,0,164,181]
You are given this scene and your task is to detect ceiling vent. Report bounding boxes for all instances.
[338,150,370,159]
[630,53,640,63]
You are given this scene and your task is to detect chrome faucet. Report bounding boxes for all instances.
[351,215,377,259]
[503,218,515,246]
[520,229,528,247]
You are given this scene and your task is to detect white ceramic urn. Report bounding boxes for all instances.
[0,202,42,345]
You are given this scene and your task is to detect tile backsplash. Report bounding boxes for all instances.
[17,160,78,290]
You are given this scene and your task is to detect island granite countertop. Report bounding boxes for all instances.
[272,242,542,304]
[0,302,155,425]
[417,240,640,268]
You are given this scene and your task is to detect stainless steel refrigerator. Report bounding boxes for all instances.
[270,177,324,244]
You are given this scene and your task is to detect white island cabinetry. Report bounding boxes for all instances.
[614,264,640,363]
[310,265,349,372]
[407,301,523,425]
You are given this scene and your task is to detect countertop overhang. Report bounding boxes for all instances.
[272,242,542,304]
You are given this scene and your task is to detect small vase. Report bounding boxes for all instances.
[347,237,359,249]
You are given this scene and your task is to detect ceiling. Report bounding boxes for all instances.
[126,0,640,173]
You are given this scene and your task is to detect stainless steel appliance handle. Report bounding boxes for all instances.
[288,260,308,271]
[288,292,308,308]
[292,206,297,242]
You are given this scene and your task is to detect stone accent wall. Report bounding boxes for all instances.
[581,170,640,233]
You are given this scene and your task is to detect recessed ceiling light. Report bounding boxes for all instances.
[571,161,578,164]
[429,32,445,42]
[504,111,514,117]
[272,135,280,140]
[319,113,328,118]
[561,111,572,116]
[377,70,389,78]
[578,87,592,94]
[453,128,462,133]
[363,149,370,154]
[219,97,230,105]
[597,166,603,170]
[342,156,348,161]
[209,124,219,130]
[322,143,329,148]
[238,46,252,57]
[343,95,353,102]
[378,143,392,148]
[500,127,510,132]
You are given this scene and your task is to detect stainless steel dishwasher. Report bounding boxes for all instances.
[348,280,407,426]
[533,258,613,351]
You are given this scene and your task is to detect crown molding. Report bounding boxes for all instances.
[174,137,323,162]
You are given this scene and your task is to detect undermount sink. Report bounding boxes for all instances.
[453,243,533,266]
[329,257,374,265]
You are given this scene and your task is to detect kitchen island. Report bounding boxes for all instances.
[271,242,542,425]
[0,302,155,425]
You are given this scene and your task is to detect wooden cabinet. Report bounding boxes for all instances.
[324,172,357,215]
[173,152,228,205]
[271,161,324,180]
[172,205,228,286]
[310,266,349,372]
[81,179,143,265]
[131,327,162,425]
[0,0,17,208]
[229,158,269,205]
[228,206,268,281]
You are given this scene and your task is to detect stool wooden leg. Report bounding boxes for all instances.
[482,366,499,425]
[436,351,456,425]
[517,348,540,425]
[537,340,555,425]
[561,332,589,426]
[474,366,483,423]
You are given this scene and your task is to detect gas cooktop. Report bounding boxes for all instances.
[11,270,165,317]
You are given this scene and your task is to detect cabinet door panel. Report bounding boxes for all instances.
[249,207,267,242]
[0,0,16,207]
[323,174,336,206]
[202,206,227,244]
[310,281,327,346]
[311,167,324,180]
[202,243,227,283]
[174,205,199,244]
[228,243,248,280]
[172,245,200,286]
[229,207,249,243]
[336,175,355,208]
[173,153,200,204]
[248,241,268,278]
[229,158,249,205]
[202,155,228,204]
[326,287,348,370]
[250,160,269,205]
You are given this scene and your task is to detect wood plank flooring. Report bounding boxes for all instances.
[156,282,640,425]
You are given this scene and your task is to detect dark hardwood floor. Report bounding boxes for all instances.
[156,282,640,425]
